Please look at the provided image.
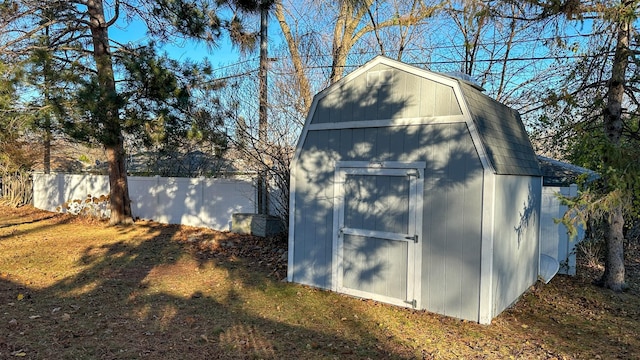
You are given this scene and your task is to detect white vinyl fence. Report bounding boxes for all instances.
[33,173,256,231]
[540,184,583,276]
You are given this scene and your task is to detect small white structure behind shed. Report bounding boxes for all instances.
[538,155,596,277]
[288,56,542,324]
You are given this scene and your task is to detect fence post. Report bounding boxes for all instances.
[155,175,160,220]
[57,173,63,207]
[199,176,205,224]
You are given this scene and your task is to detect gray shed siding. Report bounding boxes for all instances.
[291,130,338,289]
[491,175,541,315]
[312,64,462,125]
[421,125,483,321]
[292,123,485,321]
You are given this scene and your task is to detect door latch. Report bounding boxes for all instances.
[405,234,418,243]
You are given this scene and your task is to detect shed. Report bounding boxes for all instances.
[287,56,542,324]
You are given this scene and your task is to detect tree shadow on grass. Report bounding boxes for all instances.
[0,214,416,359]
[0,211,73,241]
[2,208,638,359]
[0,214,58,229]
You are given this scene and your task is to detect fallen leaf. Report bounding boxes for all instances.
[29,315,41,319]
[17,294,24,301]
[61,313,71,321]
[11,350,26,357]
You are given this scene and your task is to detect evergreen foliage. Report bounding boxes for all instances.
[530,0,640,291]
[0,0,268,221]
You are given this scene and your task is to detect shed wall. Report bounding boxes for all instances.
[491,175,541,315]
[421,127,483,321]
[291,123,485,321]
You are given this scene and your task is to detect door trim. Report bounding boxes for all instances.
[332,161,424,308]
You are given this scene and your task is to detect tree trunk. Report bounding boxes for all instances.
[601,206,625,291]
[87,0,133,225]
[329,1,349,84]
[274,1,312,113]
[276,0,435,107]
[106,142,133,225]
[599,4,631,291]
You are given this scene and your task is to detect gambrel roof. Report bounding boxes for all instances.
[457,81,541,176]
[301,56,541,177]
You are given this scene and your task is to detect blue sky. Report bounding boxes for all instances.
[108,13,265,70]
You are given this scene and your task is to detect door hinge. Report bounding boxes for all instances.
[406,169,420,178]
[405,234,418,243]
[405,299,417,308]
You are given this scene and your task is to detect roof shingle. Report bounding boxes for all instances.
[457,81,542,176]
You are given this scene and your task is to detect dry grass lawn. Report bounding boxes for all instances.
[0,205,639,359]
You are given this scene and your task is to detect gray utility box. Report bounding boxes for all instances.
[231,213,284,237]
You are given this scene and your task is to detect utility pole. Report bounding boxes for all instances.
[43,24,52,174]
[257,2,268,215]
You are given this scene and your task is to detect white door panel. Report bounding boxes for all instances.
[333,162,424,308]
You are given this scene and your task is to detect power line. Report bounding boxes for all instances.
[206,33,609,78]
[207,69,258,83]
[208,57,259,72]
[211,52,603,82]
[265,53,607,74]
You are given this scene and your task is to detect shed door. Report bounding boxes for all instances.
[333,164,423,308]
